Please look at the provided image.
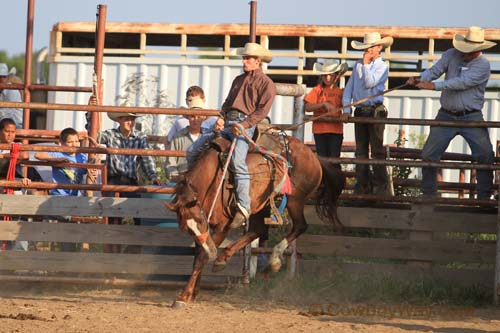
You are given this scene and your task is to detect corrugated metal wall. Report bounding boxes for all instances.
[47,57,296,135]
[48,57,500,183]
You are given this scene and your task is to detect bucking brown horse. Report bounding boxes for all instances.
[165,134,345,308]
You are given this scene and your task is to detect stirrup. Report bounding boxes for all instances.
[228,203,249,229]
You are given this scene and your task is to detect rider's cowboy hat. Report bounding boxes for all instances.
[233,42,273,63]
[0,63,16,77]
[453,26,496,53]
[312,60,348,75]
[107,112,140,122]
[351,32,393,50]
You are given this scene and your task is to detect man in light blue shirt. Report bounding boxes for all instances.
[407,26,496,200]
[342,32,393,195]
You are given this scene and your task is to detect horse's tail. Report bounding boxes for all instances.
[315,157,346,229]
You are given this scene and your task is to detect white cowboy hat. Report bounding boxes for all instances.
[312,60,348,75]
[189,97,205,109]
[453,26,497,53]
[351,32,393,50]
[233,42,273,63]
[107,112,140,122]
[0,63,16,77]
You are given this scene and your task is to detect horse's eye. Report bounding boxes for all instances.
[185,200,197,208]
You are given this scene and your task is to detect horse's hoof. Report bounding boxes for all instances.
[171,300,187,309]
[212,260,227,272]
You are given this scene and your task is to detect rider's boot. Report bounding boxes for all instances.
[228,203,249,229]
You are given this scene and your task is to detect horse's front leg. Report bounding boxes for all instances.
[191,230,228,300]
[269,199,308,272]
[172,245,208,309]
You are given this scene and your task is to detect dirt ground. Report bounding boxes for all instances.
[0,284,500,333]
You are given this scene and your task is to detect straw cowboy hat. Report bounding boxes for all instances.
[453,26,497,53]
[312,60,348,75]
[351,32,393,50]
[0,63,16,77]
[233,42,273,63]
[107,112,140,122]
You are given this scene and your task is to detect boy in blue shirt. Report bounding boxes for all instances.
[35,127,97,196]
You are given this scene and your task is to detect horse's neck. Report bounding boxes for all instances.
[187,150,221,203]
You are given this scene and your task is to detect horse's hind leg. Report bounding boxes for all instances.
[269,198,308,272]
[212,209,268,272]
[212,231,260,272]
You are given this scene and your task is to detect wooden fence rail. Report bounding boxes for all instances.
[298,205,497,288]
[0,194,243,285]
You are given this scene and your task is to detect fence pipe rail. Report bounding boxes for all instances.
[0,143,185,157]
[2,101,499,128]
[327,157,500,171]
[340,193,496,206]
[0,181,176,194]
[303,116,500,128]
[0,83,92,93]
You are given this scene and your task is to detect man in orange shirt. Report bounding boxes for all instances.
[304,60,347,160]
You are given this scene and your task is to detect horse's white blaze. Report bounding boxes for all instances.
[270,239,289,266]
[186,218,211,255]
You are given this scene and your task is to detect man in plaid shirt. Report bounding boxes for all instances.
[98,112,162,226]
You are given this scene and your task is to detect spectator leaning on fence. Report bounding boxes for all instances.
[342,32,393,196]
[304,59,347,161]
[98,112,162,226]
[34,127,98,251]
[34,127,98,196]
[165,98,207,181]
[0,64,23,128]
[406,26,496,200]
[165,85,217,149]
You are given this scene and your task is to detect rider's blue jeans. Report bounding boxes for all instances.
[186,122,256,211]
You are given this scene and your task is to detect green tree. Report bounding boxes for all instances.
[0,51,26,78]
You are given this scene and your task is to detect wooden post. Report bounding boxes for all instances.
[494,185,500,304]
[407,204,433,269]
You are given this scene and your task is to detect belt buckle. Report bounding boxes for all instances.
[226,110,243,121]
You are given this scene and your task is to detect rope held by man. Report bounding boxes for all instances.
[285,83,408,131]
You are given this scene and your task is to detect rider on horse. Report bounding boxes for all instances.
[186,42,276,230]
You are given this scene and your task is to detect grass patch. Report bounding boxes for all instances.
[226,269,492,308]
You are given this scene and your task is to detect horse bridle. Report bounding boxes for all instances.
[182,178,210,227]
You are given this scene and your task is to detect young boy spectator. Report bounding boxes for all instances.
[166,99,206,180]
[34,127,97,196]
[165,85,217,148]
[34,127,98,251]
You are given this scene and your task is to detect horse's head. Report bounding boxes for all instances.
[165,176,217,259]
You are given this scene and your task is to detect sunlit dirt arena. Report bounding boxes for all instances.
[1,284,499,333]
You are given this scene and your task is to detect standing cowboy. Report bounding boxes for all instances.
[187,42,276,229]
[342,32,393,195]
[407,26,496,200]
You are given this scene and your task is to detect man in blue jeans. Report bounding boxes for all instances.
[407,26,496,199]
[342,32,393,195]
[187,42,276,229]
